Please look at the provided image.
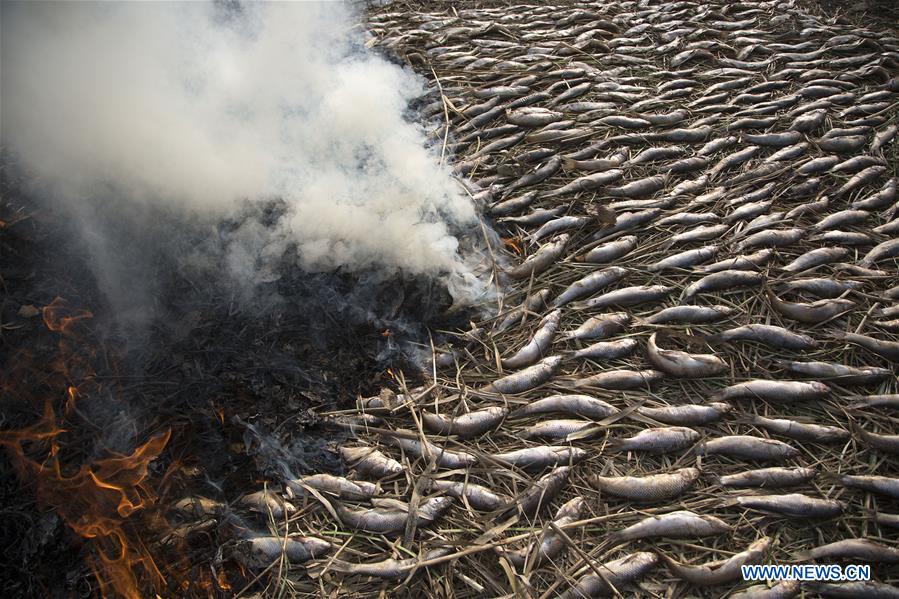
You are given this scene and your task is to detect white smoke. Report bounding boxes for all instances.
[1,1,490,313]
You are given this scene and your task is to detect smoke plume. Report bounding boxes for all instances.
[1,1,491,324]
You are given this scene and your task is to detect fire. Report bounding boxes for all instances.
[502,236,523,255]
[0,297,173,598]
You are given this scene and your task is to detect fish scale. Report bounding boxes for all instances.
[275,2,899,596]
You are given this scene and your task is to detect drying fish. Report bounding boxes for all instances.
[708,324,816,351]
[713,379,829,402]
[286,474,378,501]
[422,406,508,439]
[735,228,804,252]
[800,539,899,563]
[648,245,717,271]
[482,355,563,394]
[732,493,843,518]
[862,238,899,266]
[749,415,849,443]
[388,434,478,469]
[501,310,560,369]
[491,446,586,470]
[776,360,890,384]
[638,403,731,426]
[430,480,510,511]
[495,289,550,333]
[515,466,571,517]
[236,490,297,519]
[235,535,331,569]
[607,426,699,454]
[589,467,700,502]
[510,394,618,420]
[572,285,672,310]
[569,368,664,390]
[325,547,453,579]
[681,270,764,302]
[523,418,598,440]
[531,215,587,241]
[646,332,728,378]
[340,446,404,478]
[782,247,850,272]
[661,537,770,586]
[805,581,899,598]
[607,175,668,198]
[767,290,855,324]
[551,267,628,308]
[335,496,453,534]
[608,510,730,547]
[506,234,569,280]
[835,332,899,362]
[570,338,639,361]
[645,305,734,324]
[542,169,623,198]
[559,552,658,599]
[562,312,631,341]
[500,497,584,568]
[779,277,862,298]
[577,235,637,263]
[717,467,817,488]
[697,435,799,461]
[730,580,801,599]
[838,474,899,499]
[854,425,899,454]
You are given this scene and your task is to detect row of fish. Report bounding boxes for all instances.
[225,0,899,597]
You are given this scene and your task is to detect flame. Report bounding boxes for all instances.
[502,236,523,255]
[1,298,173,598]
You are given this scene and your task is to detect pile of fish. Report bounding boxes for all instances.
[170,1,899,596]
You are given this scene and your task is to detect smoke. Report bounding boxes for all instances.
[1,1,492,324]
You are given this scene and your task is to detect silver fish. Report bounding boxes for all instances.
[661,537,770,586]
[717,467,816,489]
[646,332,728,378]
[482,355,563,394]
[501,310,561,368]
[421,406,508,439]
[637,402,732,426]
[608,426,700,454]
[697,435,799,461]
[590,467,700,502]
[733,493,843,518]
[559,552,658,599]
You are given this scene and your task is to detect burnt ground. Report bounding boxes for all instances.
[0,173,469,597]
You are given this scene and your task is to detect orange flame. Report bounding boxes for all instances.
[1,298,173,599]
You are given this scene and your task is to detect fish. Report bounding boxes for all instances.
[501,310,561,368]
[732,493,843,518]
[335,496,453,534]
[506,234,570,280]
[324,547,453,579]
[491,446,586,470]
[577,235,638,263]
[562,312,631,341]
[637,402,732,426]
[697,435,799,461]
[717,467,817,489]
[570,338,639,361]
[834,332,899,362]
[340,446,404,478]
[430,479,510,511]
[388,434,478,469]
[608,510,730,547]
[729,580,801,599]
[568,369,664,390]
[236,490,297,519]
[481,355,563,394]
[749,415,849,443]
[559,552,658,599]
[766,290,855,324]
[571,285,672,310]
[646,332,728,378]
[853,425,899,454]
[515,466,571,517]
[523,418,598,440]
[645,305,735,325]
[282,476,376,502]
[551,267,628,308]
[661,537,771,586]
[235,535,331,569]
[838,474,899,499]
[421,406,508,439]
[776,360,890,384]
[607,426,700,454]
[500,496,584,568]
[589,467,700,502]
[707,325,817,351]
[804,581,899,598]
[681,270,765,302]
[510,394,618,420]
[798,539,899,563]
[495,289,550,333]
